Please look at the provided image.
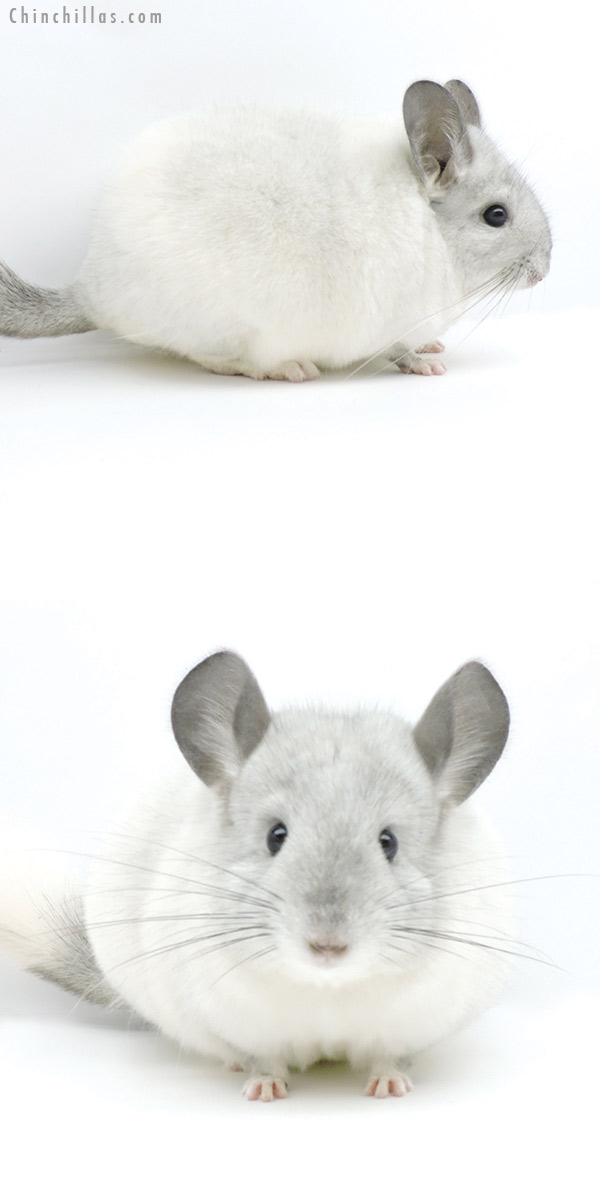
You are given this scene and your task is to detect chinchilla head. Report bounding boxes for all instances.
[171,651,510,987]
[403,79,552,296]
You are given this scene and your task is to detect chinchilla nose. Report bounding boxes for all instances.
[308,938,349,959]
[525,263,548,287]
[526,238,551,287]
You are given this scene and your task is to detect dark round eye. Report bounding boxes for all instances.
[267,823,288,855]
[483,204,508,228]
[379,828,398,862]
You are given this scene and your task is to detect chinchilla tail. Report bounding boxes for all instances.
[0,822,118,1007]
[0,260,95,338]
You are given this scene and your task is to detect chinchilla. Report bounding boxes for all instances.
[0,80,550,380]
[0,651,517,1100]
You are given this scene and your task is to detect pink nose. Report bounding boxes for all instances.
[526,266,546,287]
[308,940,348,958]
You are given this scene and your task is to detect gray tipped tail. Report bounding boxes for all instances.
[0,833,120,1008]
[0,260,95,339]
[29,891,122,1009]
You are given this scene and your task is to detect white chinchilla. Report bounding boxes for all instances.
[0,651,516,1101]
[0,80,550,380]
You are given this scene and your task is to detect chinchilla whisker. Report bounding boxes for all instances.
[458,270,518,330]
[386,904,548,956]
[355,269,517,382]
[375,853,520,908]
[388,930,471,963]
[181,931,275,970]
[426,919,552,961]
[208,945,277,989]
[78,909,277,933]
[378,951,408,969]
[366,303,506,385]
[85,884,246,901]
[32,845,234,896]
[40,845,278,910]
[377,946,432,972]
[88,876,277,912]
[83,884,279,917]
[85,884,168,894]
[430,267,521,348]
[501,265,526,315]
[108,831,283,903]
[111,928,271,973]
[136,924,271,953]
[385,872,600,913]
[482,267,520,326]
[390,924,547,966]
[341,266,514,381]
[388,914,541,952]
[393,926,562,969]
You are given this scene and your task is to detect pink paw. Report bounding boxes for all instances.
[242,1076,289,1102]
[398,353,447,376]
[417,340,445,354]
[265,360,321,383]
[365,1072,413,1099]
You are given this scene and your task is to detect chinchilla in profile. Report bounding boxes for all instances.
[0,651,516,1100]
[0,80,550,380]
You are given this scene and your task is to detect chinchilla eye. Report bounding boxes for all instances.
[483,204,508,228]
[379,828,398,862]
[267,823,288,855]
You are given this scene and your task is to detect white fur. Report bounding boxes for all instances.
[0,821,77,970]
[84,704,514,1093]
[0,664,515,1099]
[85,769,511,1069]
[73,100,551,379]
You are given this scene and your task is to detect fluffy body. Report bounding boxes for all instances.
[0,85,551,379]
[85,719,513,1073]
[76,110,457,375]
[0,657,514,1101]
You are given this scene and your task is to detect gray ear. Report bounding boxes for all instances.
[413,662,509,806]
[403,80,470,189]
[444,80,481,128]
[171,651,270,789]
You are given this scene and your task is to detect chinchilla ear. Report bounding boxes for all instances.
[443,80,481,128]
[413,662,509,806]
[171,651,270,789]
[403,80,471,190]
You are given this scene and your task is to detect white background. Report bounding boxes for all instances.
[1,2,599,1197]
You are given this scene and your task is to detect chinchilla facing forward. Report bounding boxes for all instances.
[0,651,516,1100]
[0,80,550,380]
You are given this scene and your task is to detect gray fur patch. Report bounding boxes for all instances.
[31,891,122,1009]
[0,261,95,338]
